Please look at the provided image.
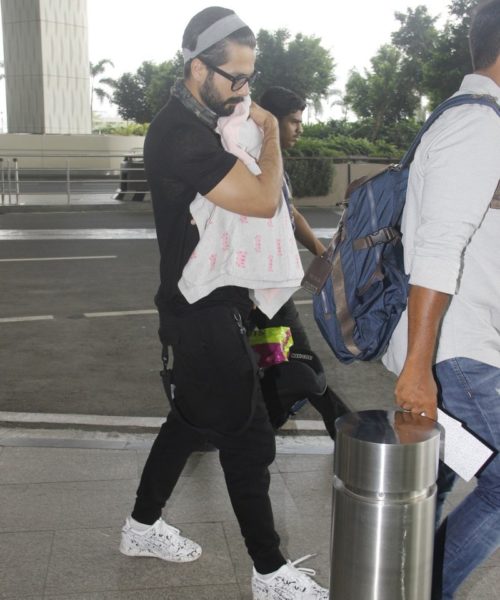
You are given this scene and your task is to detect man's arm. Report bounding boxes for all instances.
[205,103,283,218]
[393,106,500,420]
[292,206,326,256]
[395,285,450,420]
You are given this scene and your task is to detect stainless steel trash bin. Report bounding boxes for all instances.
[330,409,442,600]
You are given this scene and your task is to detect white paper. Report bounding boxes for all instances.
[438,408,494,482]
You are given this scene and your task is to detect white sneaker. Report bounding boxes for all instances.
[252,555,329,599]
[119,517,202,562]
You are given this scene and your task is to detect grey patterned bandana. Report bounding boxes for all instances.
[171,79,218,130]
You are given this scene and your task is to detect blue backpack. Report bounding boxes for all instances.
[303,93,500,364]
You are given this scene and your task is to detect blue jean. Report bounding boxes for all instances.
[432,357,500,599]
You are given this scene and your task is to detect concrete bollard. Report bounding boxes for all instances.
[330,410,442,600]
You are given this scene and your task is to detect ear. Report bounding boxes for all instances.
[494,54,500,85]
[477,54,500,86]
[190,58,207,84]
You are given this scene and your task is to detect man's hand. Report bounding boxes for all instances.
[393,285,450,422]
[395,361,438,420]
[205,101,282,218]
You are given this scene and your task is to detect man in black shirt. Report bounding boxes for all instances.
[119,7,328,600]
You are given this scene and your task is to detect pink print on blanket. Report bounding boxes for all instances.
[209,253,217,271]
[236,250,247,268]
[254,234,262,253]
[221,231,230,251]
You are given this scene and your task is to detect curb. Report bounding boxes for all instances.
[0,411,330,437]
[0,427,334,454]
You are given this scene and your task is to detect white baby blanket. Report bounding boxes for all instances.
[177,97,303,318]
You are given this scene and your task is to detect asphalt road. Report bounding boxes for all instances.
[0,204,395,421]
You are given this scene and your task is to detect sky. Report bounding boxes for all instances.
[0,0,454,126]
[85,0,452,119]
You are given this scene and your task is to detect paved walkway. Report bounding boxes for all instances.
[0,427,498,599]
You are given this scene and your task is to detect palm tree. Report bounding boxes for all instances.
[90,59,115,124]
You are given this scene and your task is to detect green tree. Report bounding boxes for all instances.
[422,0,481,106]
[90,59,115,121]
[253,29,335,110]
[391,5,439,99]
[344,44,420,140]
[112,71,149,122]
[111,32,334,123]
[146,52,184,115]
[112,55,183,123]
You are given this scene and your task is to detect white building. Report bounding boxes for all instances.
[1,0,91,134]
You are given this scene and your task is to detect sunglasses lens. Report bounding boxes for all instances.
[232,72,258,91]
[232,79,246,91]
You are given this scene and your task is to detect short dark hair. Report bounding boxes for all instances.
[469,0,500,70]
[259,86,306,120]
[182,6,256,78]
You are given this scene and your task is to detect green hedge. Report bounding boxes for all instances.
[93,122,150,136]
[285,156,335,197]
[284,138,336,197]
[304,133,400,158]
[302,118,422,151]
[283,133,403,198]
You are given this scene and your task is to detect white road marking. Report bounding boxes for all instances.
[0,225,335,241]
[312,228,336,238]
[0,228,157,240]
[0,227,336,241]
[0,315,54,323]
[84,309,157,318]
[1,299,314,323]
[0,255,117,263]
[1,304,312,323]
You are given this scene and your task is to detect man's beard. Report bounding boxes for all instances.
[200,72,243,117]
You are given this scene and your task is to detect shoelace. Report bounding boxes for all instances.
[289,553,318,577]
[157,519,180,536]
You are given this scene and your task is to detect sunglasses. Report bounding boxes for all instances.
[201,59,259,91]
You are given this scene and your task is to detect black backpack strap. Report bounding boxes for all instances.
[400,94,500,169]
[352,226,400,251]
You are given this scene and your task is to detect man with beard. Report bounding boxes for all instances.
[119,7,328,600]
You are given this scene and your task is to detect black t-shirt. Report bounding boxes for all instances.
[144,96,252,317]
